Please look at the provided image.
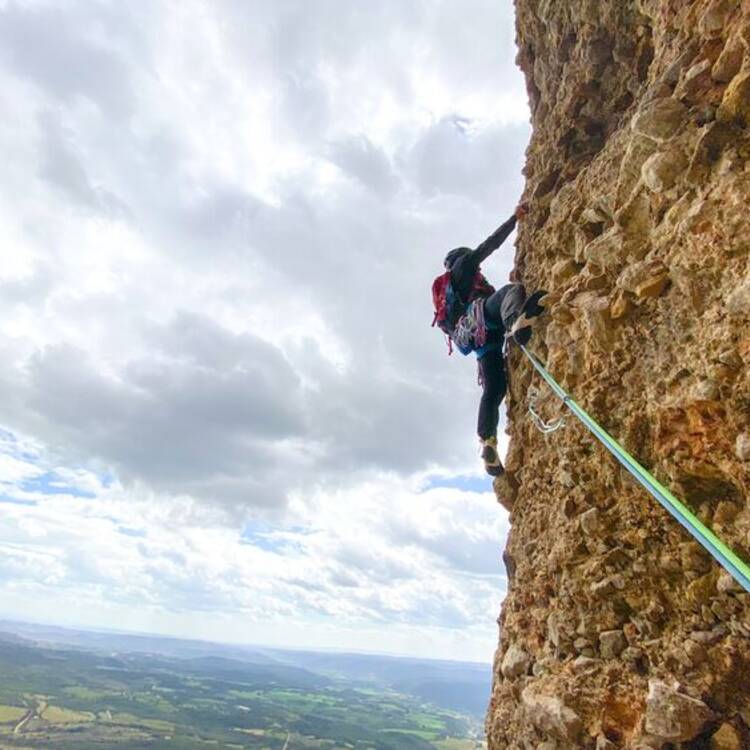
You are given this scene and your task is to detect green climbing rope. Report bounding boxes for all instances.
[519,344,750,595]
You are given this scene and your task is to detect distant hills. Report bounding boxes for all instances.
[266,649,491,717]
[0,619,491,718]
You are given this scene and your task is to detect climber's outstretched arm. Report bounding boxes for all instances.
[472,203,527,266]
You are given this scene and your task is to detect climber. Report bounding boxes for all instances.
[431,203,546,476]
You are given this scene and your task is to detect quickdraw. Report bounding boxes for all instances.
[518,343,750,594]
[527,386,565,434]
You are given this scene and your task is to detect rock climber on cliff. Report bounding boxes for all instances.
[431,203,546,476]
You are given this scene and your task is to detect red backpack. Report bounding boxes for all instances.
[431,271,494,350]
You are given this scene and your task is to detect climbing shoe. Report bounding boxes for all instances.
[481,436,504,477]
[509,313,533,345]
[522,289,548,319]
[509,290,547,345]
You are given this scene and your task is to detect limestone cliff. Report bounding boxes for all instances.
[488,1,750,748]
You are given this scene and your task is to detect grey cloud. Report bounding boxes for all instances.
[419,0,520,93]
[37,111,128,216]
[328,570,359,588]
[221,0,509,150]
[264,0,418,71]
[326,136,400,197]
[38,111,99,208]
[330,544,415,586]
[403,116,529,204]
[180,185,263,243]
[356,587,474,629]
[144,312,297,383]
[0,265,54,307]
[0,2,134,117]
[6,318,309,505]
[0,0,529,649]
[391,523,506,577]
[308,368,469,475]
[279,73,332,141]
[0,0,527,508]
[368,498,508,577]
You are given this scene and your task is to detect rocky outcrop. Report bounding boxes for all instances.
[487,1,750,748]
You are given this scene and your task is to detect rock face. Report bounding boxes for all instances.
[487,1,750,748]
[643,680,715,742]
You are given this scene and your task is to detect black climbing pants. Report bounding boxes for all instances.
[476,283,526,440]
[477,347,507,440]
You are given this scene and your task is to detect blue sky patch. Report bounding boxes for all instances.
[241,522,299,553]
[20,472,95,499]
[117,526,146,538]
[0,495,38,507]
[423,474,492,494]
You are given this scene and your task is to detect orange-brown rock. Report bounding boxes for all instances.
[487,1,750,748]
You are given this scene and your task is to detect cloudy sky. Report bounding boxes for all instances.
[0,0,529,662]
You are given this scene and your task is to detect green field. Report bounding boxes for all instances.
[0,706,26,724]
[0,633,485,749]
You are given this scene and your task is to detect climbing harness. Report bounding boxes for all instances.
[527,386,565,434]
[517,343,750,595]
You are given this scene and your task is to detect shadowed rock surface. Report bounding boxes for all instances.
[487,1,750,748]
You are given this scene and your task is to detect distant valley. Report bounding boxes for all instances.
[0,621,489,749]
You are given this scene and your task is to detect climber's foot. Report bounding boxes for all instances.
[513,324,532,345]
[481,437,504,477]
[522,289,548,319]
[509,313,534,346]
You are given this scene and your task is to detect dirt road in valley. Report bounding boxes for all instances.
[13,698,45,734]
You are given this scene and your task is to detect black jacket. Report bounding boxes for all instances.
[445,214,517,334]
[448,214,517,304]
